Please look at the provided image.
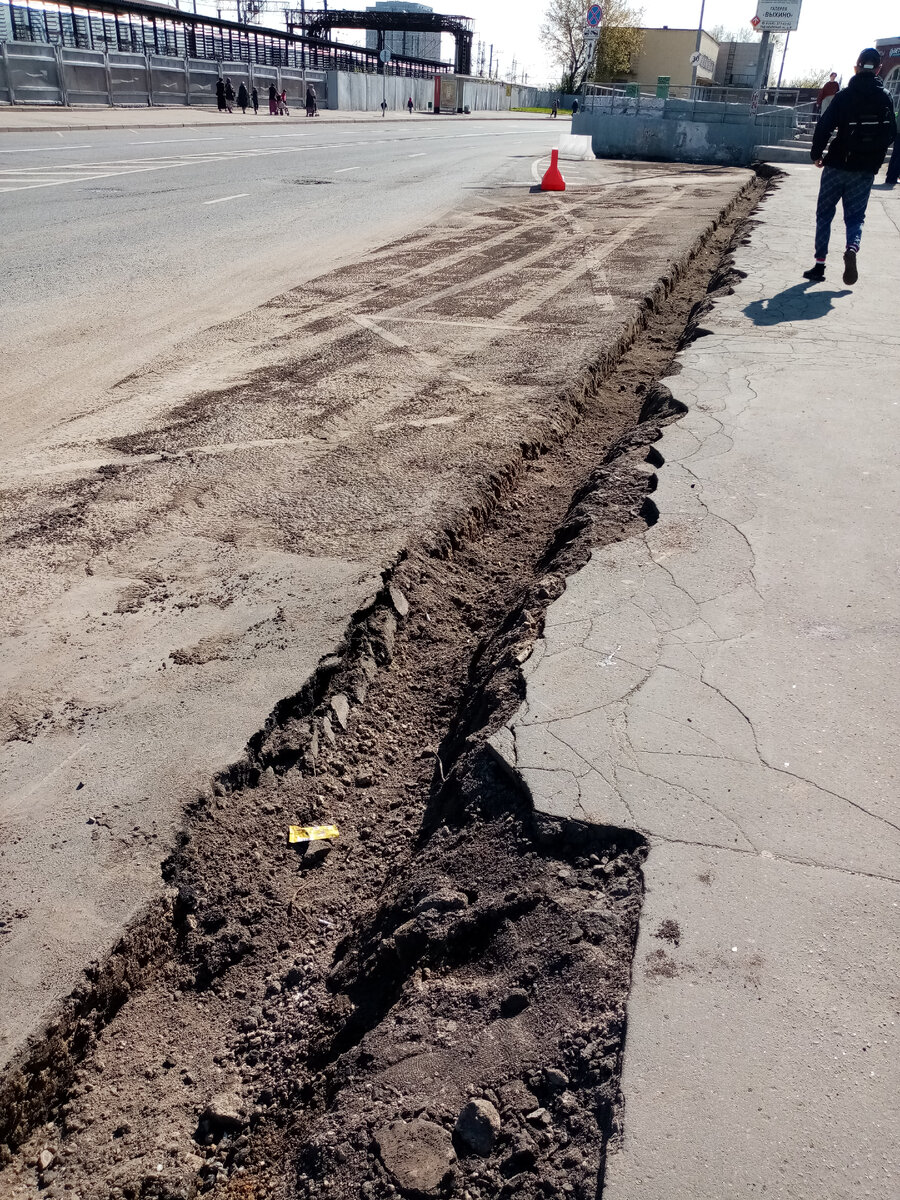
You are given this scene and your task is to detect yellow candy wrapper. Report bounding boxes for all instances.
[288,824,339,844]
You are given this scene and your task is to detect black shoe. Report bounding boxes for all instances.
[842,250,858,285]
[802,263,826,282]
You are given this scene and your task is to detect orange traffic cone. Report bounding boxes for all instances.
[540,148,566,192]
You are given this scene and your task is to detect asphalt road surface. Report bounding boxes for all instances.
[0,117,550,450]
[0,114,752,1096]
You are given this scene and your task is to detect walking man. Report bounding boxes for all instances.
[803,48,896,285]
[816,72,839,114]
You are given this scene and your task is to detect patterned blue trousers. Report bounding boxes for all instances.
[814,166,875,261]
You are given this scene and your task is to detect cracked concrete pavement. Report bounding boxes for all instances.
[491,165,900,1195]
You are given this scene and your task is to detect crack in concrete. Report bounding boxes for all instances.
[697,665,900,838]
[618,722,759,852]
[649,830,900,886]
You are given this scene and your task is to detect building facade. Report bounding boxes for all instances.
[875,36,900,105]
[595,27,773,91]
[620,28,720,88]
[365,2,442,64]
[715,40,774,89]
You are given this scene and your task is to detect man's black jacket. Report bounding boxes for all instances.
[811,72,897,173]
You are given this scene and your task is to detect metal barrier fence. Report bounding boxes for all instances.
[0,38,328,107]
[584,82,811,108]
[0,0,451,90]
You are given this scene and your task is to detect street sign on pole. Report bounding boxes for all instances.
[753,2,802,33]
[379,48,392,63]
[586,4,603,28]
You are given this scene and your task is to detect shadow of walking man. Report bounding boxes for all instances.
[743,281,852,327]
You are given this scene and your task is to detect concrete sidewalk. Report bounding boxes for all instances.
[0,105,545,134]
[492,165,900,1196]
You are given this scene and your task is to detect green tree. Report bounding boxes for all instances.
[541,0,645,91]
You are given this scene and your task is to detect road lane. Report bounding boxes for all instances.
[0,120,551,449]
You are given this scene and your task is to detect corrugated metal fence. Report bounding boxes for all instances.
[0,35,331,109]
[0,37,326,108]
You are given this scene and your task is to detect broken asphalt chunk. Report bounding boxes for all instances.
[375,1118,454,1195]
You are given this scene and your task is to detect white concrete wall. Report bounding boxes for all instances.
[326,71,436,111]
[325,71,581,113]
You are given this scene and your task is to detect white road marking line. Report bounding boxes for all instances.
[334,165,361,173]
[407,152,426,158]
[131,137,225,145]
[0,177,109,192]
[0,145,93,153]
[203,192,250,204]
[0,129,553,194]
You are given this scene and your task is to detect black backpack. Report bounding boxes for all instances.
[841,88,893,168]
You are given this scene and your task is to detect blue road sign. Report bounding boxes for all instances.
[586,4,603,27]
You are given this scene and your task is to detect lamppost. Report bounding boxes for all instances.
[691,0,706,94]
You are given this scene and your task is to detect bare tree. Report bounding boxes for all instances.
[541,0,645,92]
[787,67,834,88]
[709,22,785,52]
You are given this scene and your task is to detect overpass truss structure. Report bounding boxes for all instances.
[286,8,472,75]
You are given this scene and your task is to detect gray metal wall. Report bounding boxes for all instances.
[0,40,326,107]
[572,96,793,166]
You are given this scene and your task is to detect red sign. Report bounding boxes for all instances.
[750,15,761,27]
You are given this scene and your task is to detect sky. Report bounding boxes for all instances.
[455,0,900,87]
[227,2,900,88]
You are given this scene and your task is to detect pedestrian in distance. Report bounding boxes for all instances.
[224,77,235,114]
[551,98,559,118]
[306,84,318,117]
[268,83,278,115]
[572,98,579,116]
[816,72,839,114]
[381,98,387,118]
[407,96,414,114]
[215,77,226,113]
[237,81,249,115]
[280,88,289,116]
[802,47,896,286]
[251,86,259,115]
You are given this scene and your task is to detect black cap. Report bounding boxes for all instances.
[857,47,881,70]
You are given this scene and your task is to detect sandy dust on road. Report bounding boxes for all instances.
[0,161,761,1194]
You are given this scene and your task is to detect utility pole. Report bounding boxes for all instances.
[753,29,771,95]
[774,30,790,105]
[488,43,493,78]
[691,0,706,93]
